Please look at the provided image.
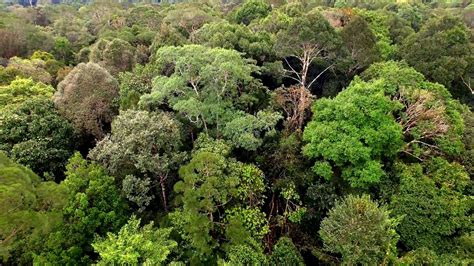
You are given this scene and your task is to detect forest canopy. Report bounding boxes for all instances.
[0,0,473,264]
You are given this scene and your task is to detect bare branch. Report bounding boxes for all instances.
[307,63,334,89]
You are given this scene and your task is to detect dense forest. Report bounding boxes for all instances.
[0,0,473,264]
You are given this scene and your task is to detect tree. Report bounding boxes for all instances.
[362,61,466,159]
[169,135,267,261]
[270,237,304,265]
[400,15,473,97]
[273,11,340,134]
[150,23,189,55]
[231,0,271,25]
[356,9,397,60]
[0,29,24,59]
[89,38,136,76]
[0,152,66,264]
[195,20,275,63]
[35,153,129,264]
[54,62,119,139]
[0,57,52,85]
[0,98,76,180]
[302,77,404,188]
[139,45,280,151]
[341,15,380,75]
[398,246,473,265]
[118,63,161,110]
[0,77,53,110]
[89,110,185,211]
[319,194,399,265]
[221,110,282,150]
[52,37,75,64]
[390,158,471,252]
[162,4,215,40]
[224,240,268,265]
[275,11,341,90]
[51,12,94,52]
[304,61,467,188]
[92,216,177,265]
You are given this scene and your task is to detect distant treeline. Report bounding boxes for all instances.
[3,0,472,8]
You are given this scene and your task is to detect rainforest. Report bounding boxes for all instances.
[0,0,473,264]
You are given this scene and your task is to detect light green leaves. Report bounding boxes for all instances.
[93,216,177,265]
[303,79,403,188]
[140,45,280,151]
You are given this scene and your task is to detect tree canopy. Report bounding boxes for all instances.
[0,1,472,265]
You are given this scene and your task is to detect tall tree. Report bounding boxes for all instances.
[139,45,281,151]
[54,62,119,139]
[401,15,473,100]
[195,20,275,63]
[319,194,399,264]
[89,38,136,76]
[89,110,185,211]
[169,135,268,262]
[0,77,53,109]
[362,61,466,159]
[303,77,404,188]
[0,98,76,180]
[341,15,381,75]
[0,152,66,264]
[231,0,271,25]
[35,153,129,264]
[391,158,471,253]
[273,11,340,132]
[275,10,341,90]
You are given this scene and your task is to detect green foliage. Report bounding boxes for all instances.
[170,135,266,260]
[139,45,280,150]
[319,194,400,265]
[0,77,53,109]
[462,111,474,178]
[89,109,185,211]
[275,10,340,59]
[401,15,473,93]
[397,246,473,265]
[303,78,404,188]
[357,9,397,59]
[0,98,76,179]
[54,62,119,138]
[270,237,304,265]
[0,57,52,85]
[0,2,472,265]
[53,37,75,64]
[273,10,341,89]
[30,51,54,61]
[232,0,272,25]
[195,20,275,62]
[118,63,161,110]
[0,152,66,264]
[89,38,136,76]
[162,4,215,39]
[341,15,381,73]
[150,23,189,55]
[390,158,471,252]
[222,110,281,151]
[224,241,268,265]
[51,15,93,53]
[362,61,466,158]
[92,215,177,265]
[225,207,269,241]
[35,153,129,264]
